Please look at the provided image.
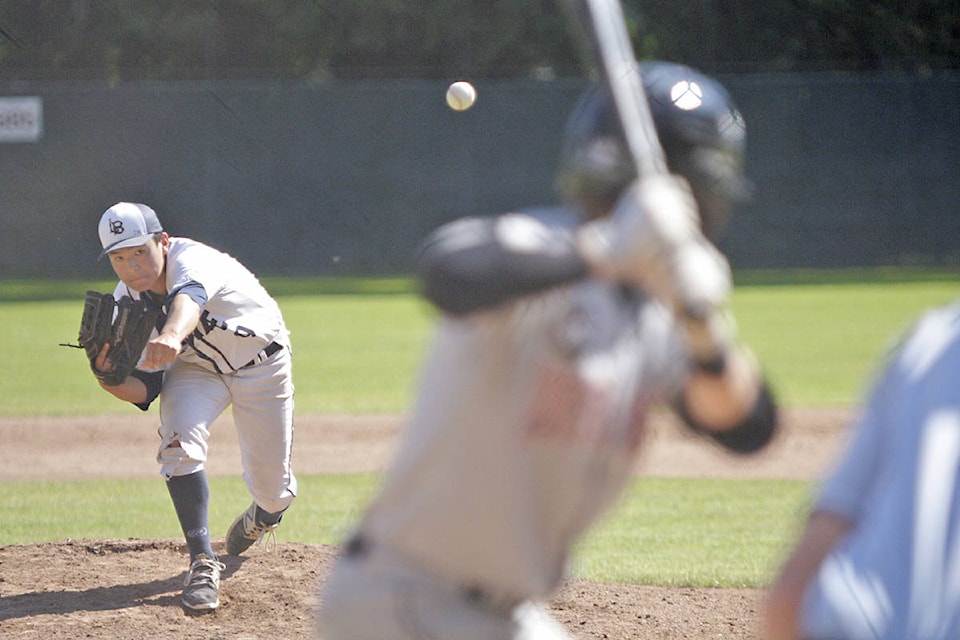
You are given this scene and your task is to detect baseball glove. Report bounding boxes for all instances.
[67,291,163,386]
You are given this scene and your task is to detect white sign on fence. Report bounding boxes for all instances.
[0,96,43,143]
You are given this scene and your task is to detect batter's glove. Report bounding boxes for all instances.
[576,174,730,315]
[67,291,162,386]
[576,174,734,364]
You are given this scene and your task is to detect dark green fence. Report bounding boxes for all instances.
[1,73,957,278]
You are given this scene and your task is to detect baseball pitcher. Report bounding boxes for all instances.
[84,202,297,611]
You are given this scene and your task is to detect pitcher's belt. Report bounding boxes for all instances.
[243,341,283,368]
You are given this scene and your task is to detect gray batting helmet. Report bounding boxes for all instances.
[556,61,751,237]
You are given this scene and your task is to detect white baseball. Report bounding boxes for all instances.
[446,81,476,111]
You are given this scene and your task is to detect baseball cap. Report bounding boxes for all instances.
[98,202,164,259]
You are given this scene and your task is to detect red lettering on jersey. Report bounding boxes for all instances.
[525,359,646,453]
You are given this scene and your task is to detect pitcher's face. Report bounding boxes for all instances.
[107,234,169,294]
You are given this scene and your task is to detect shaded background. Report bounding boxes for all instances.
[1,1,958,277]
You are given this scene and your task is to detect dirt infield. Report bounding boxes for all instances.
[0,408,851,639]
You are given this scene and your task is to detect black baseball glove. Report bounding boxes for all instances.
[66,291,163,386]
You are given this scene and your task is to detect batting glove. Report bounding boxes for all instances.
[577,174,734,364]
[578,175,728,305]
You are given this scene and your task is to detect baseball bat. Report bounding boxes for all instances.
[564,0,667,177]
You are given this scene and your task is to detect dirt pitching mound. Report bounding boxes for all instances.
[0,408,851,638]
[0,538,764,639]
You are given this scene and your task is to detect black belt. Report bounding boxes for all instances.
[243,341,283,368]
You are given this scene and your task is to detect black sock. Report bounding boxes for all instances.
[167,470,216,560]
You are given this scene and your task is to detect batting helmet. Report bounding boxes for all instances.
[556,61,751,237]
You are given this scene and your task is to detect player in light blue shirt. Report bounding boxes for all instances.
[766,300,960,639]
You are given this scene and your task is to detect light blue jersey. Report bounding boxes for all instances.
[802,300,960,640]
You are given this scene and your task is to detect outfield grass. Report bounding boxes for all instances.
[3,270,956,414]
[0,270,957,587]
[575,478,812,587]
[0,474,809,587]
[734,280,960,406]
[0,474,381,551]
[0,281,433,416]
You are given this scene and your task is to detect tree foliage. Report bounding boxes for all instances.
[636,0,960,73]
[0,0,957,81]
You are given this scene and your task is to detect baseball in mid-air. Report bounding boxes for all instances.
[446,81,476,111]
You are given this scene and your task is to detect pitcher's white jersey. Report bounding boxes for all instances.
[359,273,689,599]
[801,300,960,640]
[113,237,289,373]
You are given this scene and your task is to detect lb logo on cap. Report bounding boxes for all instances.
[97,202,164,259]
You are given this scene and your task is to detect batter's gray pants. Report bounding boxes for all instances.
[318,536,573,640]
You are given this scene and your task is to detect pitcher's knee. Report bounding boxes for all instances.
[157,439,204,479]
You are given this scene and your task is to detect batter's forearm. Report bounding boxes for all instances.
[683,347,761,422]
[676,346,778,453]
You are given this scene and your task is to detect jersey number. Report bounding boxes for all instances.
[199,310,255,338]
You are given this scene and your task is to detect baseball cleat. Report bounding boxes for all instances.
[181,553,225,611]
[225,502,281,555]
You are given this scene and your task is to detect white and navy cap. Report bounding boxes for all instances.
[98,202,164,259]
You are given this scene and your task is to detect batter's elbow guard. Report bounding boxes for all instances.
[414,221,501,316]
[677,382,778,454]
[415,226,457,308]
[416,246,469,315]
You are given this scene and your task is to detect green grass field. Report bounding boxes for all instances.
[0,270,956,587]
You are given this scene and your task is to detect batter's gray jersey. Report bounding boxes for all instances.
[801,300,960,640]
[359,265,689,600]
